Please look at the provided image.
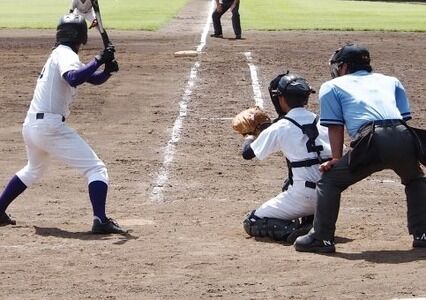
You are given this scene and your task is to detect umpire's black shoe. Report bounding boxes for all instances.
[0,212,16,226]
[91,217,127,234]
[294,231,335,253]
[413,233,426,248]
[210,33,223,38]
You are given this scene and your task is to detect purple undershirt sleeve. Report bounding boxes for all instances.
[63,59,103,87]
[86,70,111,85]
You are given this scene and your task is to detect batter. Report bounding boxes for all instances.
[0,13,124,234]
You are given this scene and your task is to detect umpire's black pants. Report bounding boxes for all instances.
[313,123,426,240]
[212,0,241,37]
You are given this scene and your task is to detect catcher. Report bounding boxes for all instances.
[233,72,332,243]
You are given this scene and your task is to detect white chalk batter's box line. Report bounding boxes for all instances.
[149,0,215,202]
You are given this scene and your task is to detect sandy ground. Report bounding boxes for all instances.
[0,0,426,299]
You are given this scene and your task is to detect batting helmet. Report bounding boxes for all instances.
[269,72,315,116]
[329,43,372,78]
[56,13,88,46]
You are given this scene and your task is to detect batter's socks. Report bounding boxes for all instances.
[88,181,108,222]
[0,175,27,212]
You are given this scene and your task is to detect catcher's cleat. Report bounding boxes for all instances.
[294,230,335,253]
[413,233,426,248]
[0,212,16,226]
[91,217,127,234]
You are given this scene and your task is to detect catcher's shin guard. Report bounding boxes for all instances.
[243,210,300,241]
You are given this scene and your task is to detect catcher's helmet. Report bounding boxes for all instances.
[329,43,371,78]
[269,72,315,116]
[56,13,88,45]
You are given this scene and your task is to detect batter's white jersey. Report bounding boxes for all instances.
[250,107,332,220]
[28,45,82,119]
[16,45,108,188]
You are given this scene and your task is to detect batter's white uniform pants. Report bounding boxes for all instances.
[16,112,108,187]
[254,180,317,220]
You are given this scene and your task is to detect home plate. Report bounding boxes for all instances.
[174,50,198,57]
[119,218,155,226]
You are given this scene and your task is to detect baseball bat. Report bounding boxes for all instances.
[90,0,112,48]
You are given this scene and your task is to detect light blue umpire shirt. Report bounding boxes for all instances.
[318,70,411,139]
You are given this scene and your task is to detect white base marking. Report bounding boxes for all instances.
[150,0,215,202]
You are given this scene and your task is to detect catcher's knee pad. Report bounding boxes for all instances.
[243,210,300,241]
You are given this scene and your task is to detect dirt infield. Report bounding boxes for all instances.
[1,0,426,299]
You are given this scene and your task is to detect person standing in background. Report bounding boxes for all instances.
[211,0,242,40]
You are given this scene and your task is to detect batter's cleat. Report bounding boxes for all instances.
[294,231,335,253]
[413,233,426,248]
[0,212,16,226]
[210,33,223,38]
[91,217,127,234]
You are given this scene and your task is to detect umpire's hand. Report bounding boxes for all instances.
[320,158,340,172]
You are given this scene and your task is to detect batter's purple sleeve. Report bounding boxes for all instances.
[63,59,101,87]
[87,71,111,85]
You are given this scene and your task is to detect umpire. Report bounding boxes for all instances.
[294,43,426,253]
[210,0,242,39]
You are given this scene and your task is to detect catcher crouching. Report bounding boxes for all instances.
[233,72,332,243]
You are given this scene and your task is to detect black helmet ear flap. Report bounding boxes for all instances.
[269,70,289,95]
[268,71,289,117]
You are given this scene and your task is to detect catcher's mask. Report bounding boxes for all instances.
[269,72,315,116]
[329,43,371,78]
[56,13,88,46]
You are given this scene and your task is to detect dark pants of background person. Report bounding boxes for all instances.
[212,0,241,37]
[313,122,426,240]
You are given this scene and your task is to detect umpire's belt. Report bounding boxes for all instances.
[36,112,65,122]
[372,119,403,127]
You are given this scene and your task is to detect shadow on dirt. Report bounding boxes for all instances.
[332,249,426,263]
[252,235,354,246]
[33,226,138,245]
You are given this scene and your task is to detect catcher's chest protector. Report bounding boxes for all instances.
[283,116,324,160]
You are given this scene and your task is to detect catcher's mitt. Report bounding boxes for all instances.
[232,107,272,136]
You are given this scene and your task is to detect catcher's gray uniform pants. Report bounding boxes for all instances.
[313,122,426,240]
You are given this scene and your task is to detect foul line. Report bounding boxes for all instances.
[150,0,215,202]
[244,52,264,108]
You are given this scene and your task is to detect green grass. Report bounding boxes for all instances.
[0,0,190,30]
[242,0,426,31]
[0,0,425,31]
